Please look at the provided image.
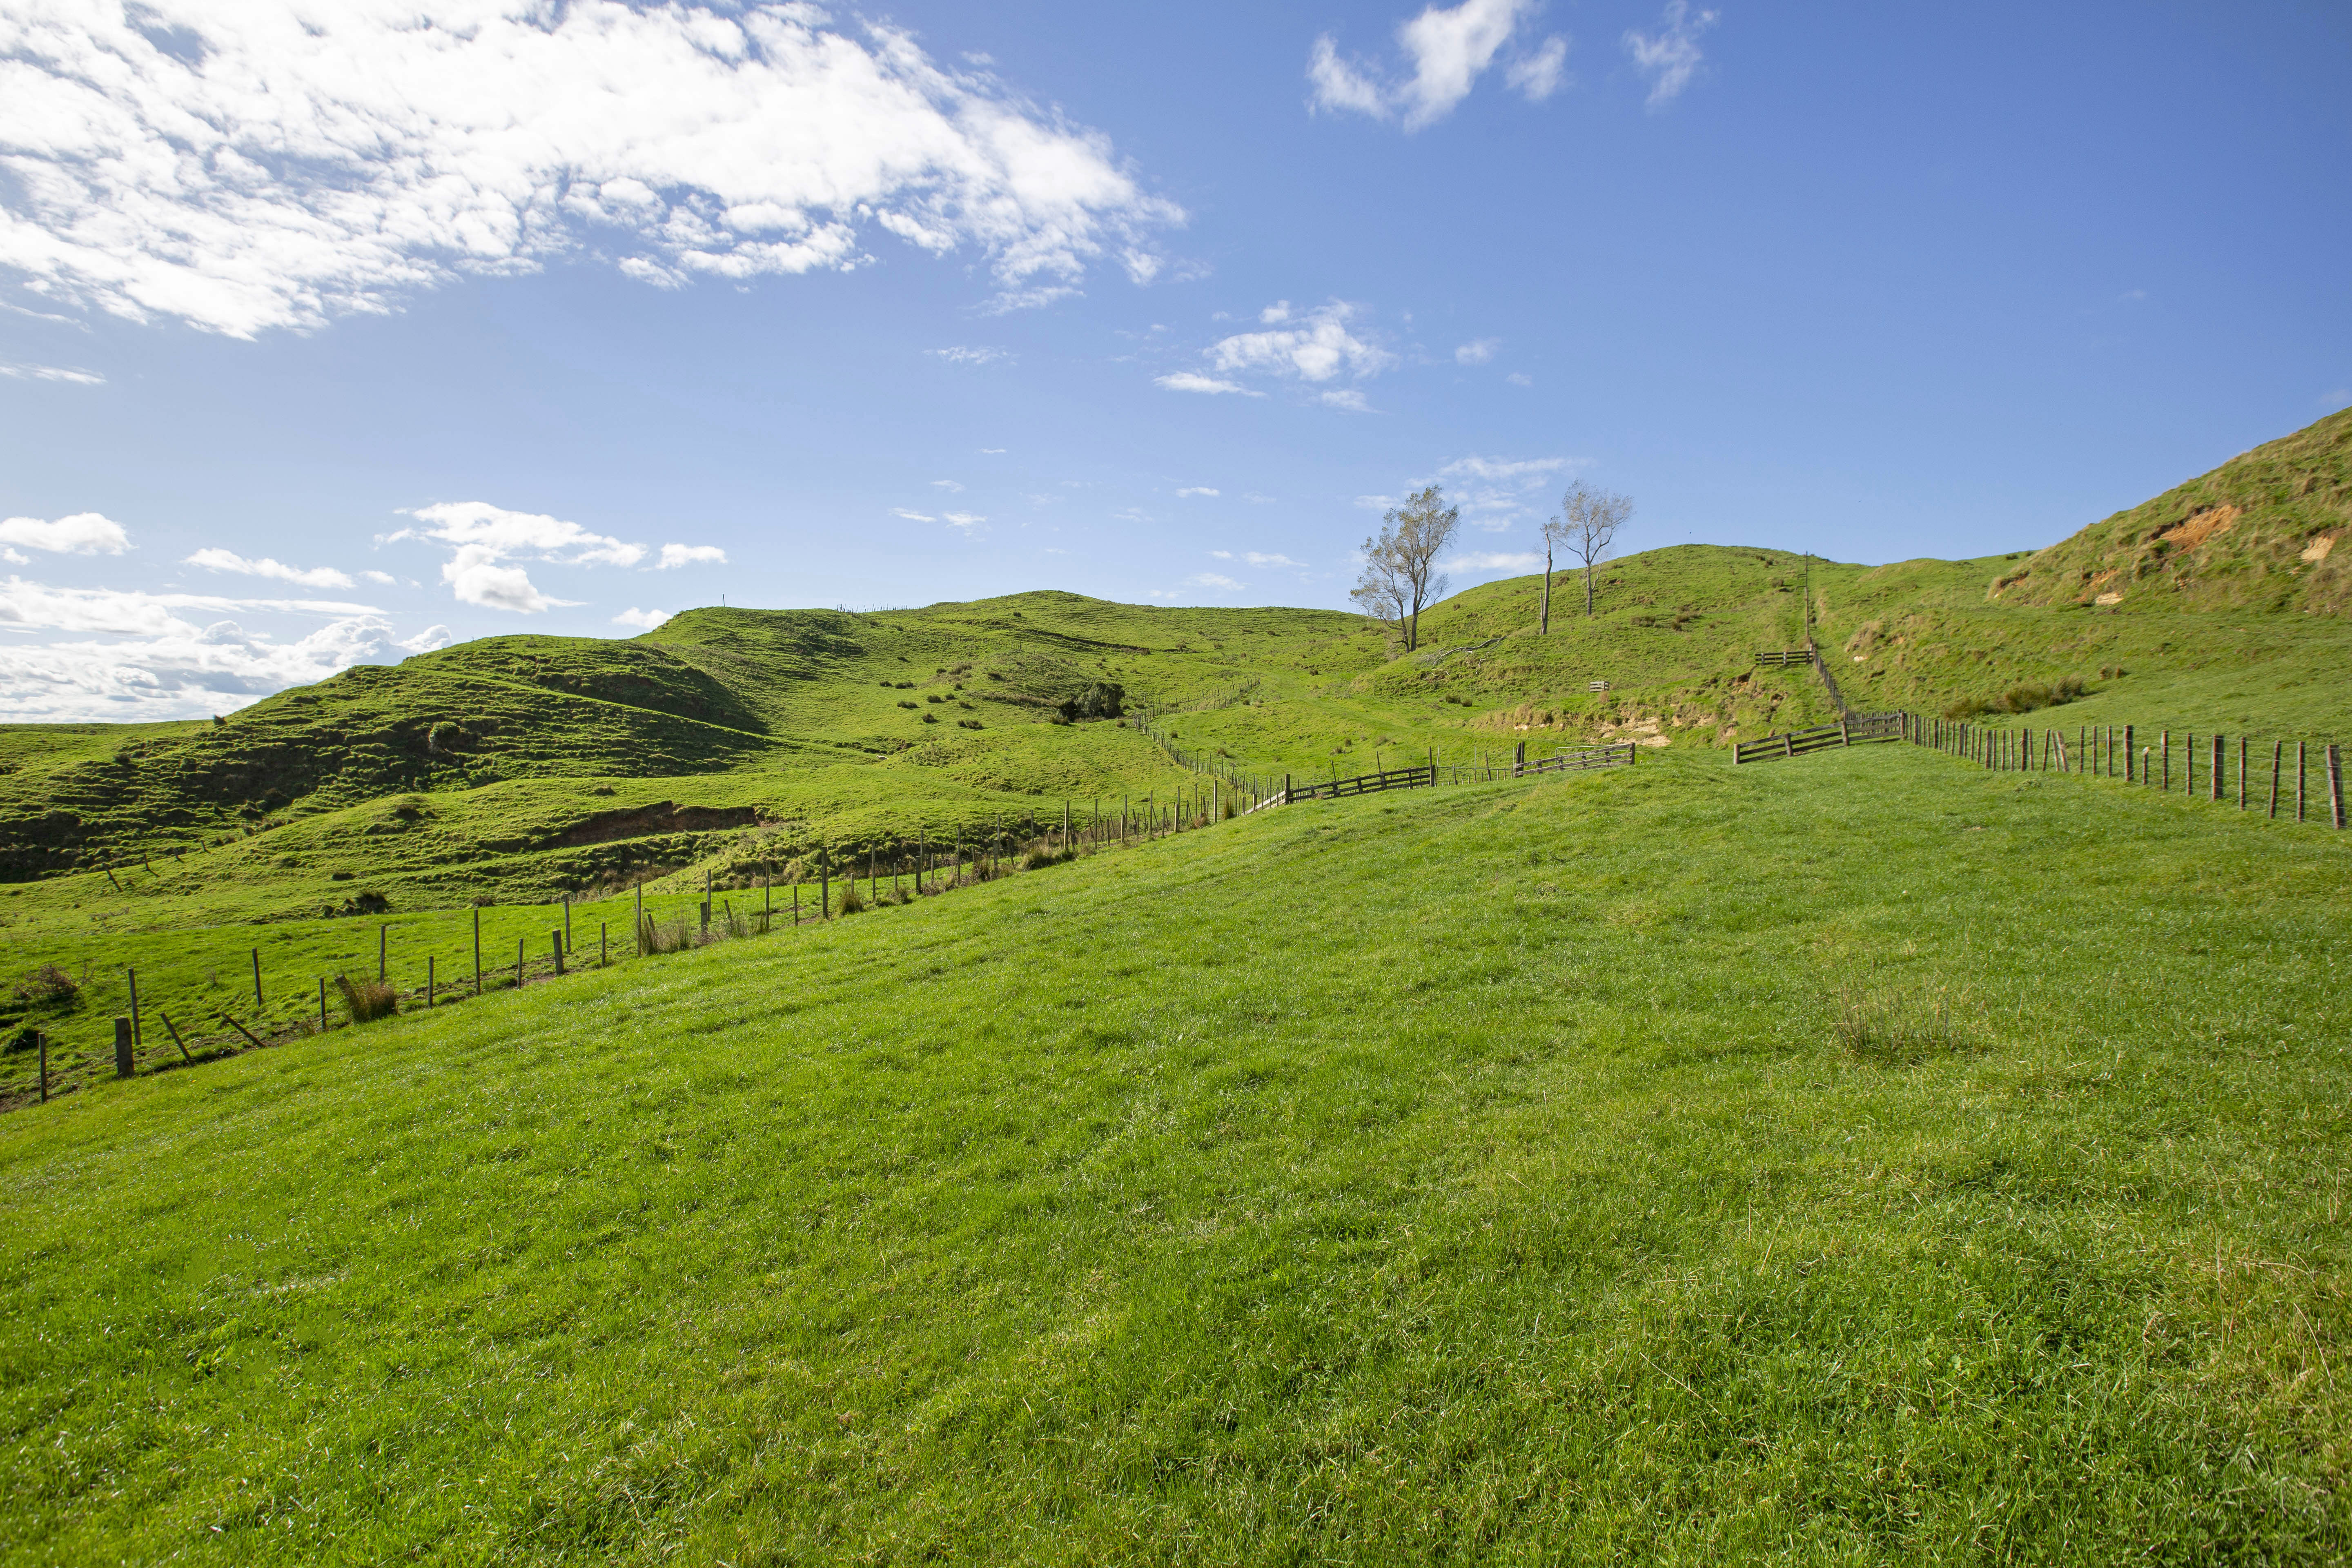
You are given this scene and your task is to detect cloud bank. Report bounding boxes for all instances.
[0,2,1182,336]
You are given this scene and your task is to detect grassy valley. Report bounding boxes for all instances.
[1,412,2350,1561]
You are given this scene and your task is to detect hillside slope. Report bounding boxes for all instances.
[1991,407,2351,615]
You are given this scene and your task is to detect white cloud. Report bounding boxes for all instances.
[362,569,397,585]
[1318,388,1374,412]
[656,543,728,569]
[0,3,1181,337]
[0,577,398,720]
[1244,551,1304,568]
[1309,0,1568,129]
[1625,1,1718,108]
[1437,454,1579,530]
[183,548,354,590]
[1187,572,1244,590]
[1355,493,1399,511]
[0,512,130,555]
[931,347,1011,366]
[931,479,965,492]
[1506,36,1569,100]
[1155,372,1261,396]
[612,607,673,630]
[893,508,936,522]
[1441,550,1544,572]
[386,499,639,613]
[1206,301,1392,385]
[1506,371,1533,386]
[1442,455,1568,483]
[0,361,104,385]
[1176,486,1221,498]
[979,447,1007,454]
[942,511,986,531]
[1455,338,1499,364]
[398,625,454,653]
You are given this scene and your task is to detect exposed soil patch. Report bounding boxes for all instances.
[545,802,760,849]
[2156,504,2239,550]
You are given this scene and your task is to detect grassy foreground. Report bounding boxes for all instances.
[2,744,2348,1563]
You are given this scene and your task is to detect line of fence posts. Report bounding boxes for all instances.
[22,712,1677,1104]
[1905,708,2342,829]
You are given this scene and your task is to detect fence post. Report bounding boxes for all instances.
[552,931,564,977]
[2331,744,2346,830]
[820,846,831,918]
[2298,740,2307,823]
[2163,731,2170,791]
[474,906,483,995]
[318,978,327,1032]
[1514,741,1526,777]
[114,1016,134,1079]
[378,923,388,982]
[1283,773,1291,805]
[633,884,644,956]
[2212,733,2225,802]
[37,1031,47,1103]
[428,956,435,1008]
[252,947,264,1007]
[2270,740,2282,818]
[2238,736,2247,810]
[127,967,141,1053]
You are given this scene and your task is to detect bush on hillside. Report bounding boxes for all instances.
[10,964,79,1011]
[837,882,866,915]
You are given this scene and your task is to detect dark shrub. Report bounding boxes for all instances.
[334,974,398,1022]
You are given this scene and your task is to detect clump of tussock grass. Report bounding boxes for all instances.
[333,974,398,1023]
[1833,985,1976,1067]
[638,915,700,955]
[11,963,80,1009]
[837,883,867,916]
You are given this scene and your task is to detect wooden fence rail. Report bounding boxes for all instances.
[1731,711,1902,765]
[1753,650,1811,668]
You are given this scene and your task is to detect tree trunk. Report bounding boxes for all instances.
[1584,557,1595,616]
[1540,541,1552,633]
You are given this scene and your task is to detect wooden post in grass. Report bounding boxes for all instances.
[252,947,263,1007]
[127,967,141,1052]
[474,907,484,995]
[792,883,800,926]
[2238,736,2247,810]
[820,846,831,919]
[2163,731,2170,791]
[1513,741,1526,777]
[2298,741,2307,823]
[37,1031,47,1102]
[114,1016,133,1078]
[2188,734,2196,797]
[2270,740,2283,818]
[159,1011,192,1062]
[563,895,571,948]
[317,978,327,1032]
[428,956,435,1008]
[2331,744,2346,830]
[764,874,773,923]
[1283,773,1291,806]
[2212,733,2225,802]
[515,938,524,988]
[378,923,387,982]
[601,923,608,965]
[2123,726,2133,783]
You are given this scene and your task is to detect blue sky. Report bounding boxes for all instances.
[2,0,2347,720]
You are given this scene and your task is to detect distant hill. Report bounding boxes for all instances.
[1989,408,2350,614]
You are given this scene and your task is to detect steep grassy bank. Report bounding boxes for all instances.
[3,747,2347,1562]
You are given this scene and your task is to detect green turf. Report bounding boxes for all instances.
[3,745,2347,1562]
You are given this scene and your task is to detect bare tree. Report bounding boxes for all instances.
[1545,482,1634,621]
[1351,485,1459,652]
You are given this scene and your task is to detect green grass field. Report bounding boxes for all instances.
[2,742,2349,1562]
[4,414,2351,1560]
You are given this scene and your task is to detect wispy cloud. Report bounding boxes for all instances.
[612,606,672,630]
[1156,371,1262,396]
[942,511,986,532]
[1186,572,1244,590]
[1506,370,1533,386]
[1625,0,1717,108]
[1318,388,1374,412]
[0,6,1181,335]
[1309,0,1568,130]
[1441,550,1544,572]
[184,548,354,590]
[1438,454,1581,530]
[930,479,965,492]
[893,508,936,522]
[929,346,1013,366]
[656,543,726,569]
[1454,338,1499,365]
[0,361,104,385]
[1176,486,1221,498]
